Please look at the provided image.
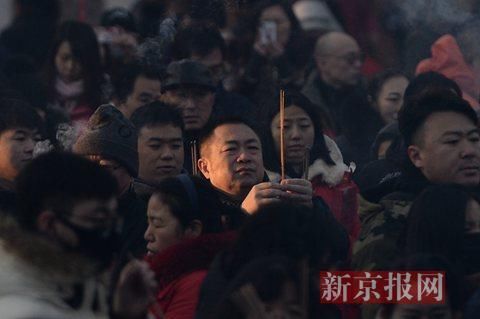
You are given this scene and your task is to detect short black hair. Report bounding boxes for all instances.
[368,69,408,102]
[15,152,118,231]
[404,72,462,100]
[398,89,477,146]
[198,117,259,156]
[380,254,463,317]
[172,23,226,60]
[112,61,163,103]
[404,184,478,262]
[151,175,222,233]
[223,202,332,278]
[0,98,43,135]
[100,7,137,33]
[262,90,335,176]
[130,101,184,133]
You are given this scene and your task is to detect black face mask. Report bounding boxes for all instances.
[461,233,480,275]
[58,217,119,270]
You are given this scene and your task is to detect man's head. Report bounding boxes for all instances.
[198,118,264,200]
[0,98,43,182]
[131,102,185,185]
[399,90,480,186]
[161,59,216,132]
[15,152,118,269]
[73,105,138,193]
[112,62,162,118]
[314,31,363,88]
[172,23,227,85]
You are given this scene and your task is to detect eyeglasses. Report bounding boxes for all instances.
[322,52,366,65]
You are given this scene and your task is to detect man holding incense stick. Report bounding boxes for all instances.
[197,117,348,255]
[198,118,312,212]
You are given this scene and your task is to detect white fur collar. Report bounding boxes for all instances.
[266,135,354,187]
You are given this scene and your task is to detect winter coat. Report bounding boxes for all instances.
[0,215,110,319]
[301,70,339,135]
[117,185,148,259]
[416,34,480,111]
[302,71,384,171]
[351,174,426,319]
[146,232,236,319]
[266,135,360,242]
[195,253,345,319]
[352,172,432,271]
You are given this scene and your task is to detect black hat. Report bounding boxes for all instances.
[101,7,137,33]
[73,105,139,177]
[162,59,216,92]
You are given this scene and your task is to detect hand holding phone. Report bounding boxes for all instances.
[259,20,277,46]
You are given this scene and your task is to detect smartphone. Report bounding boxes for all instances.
[259,20,277,45]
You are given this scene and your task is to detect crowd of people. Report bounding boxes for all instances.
[0,0,480,318]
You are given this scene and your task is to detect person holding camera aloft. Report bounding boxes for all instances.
[236,0,310,107]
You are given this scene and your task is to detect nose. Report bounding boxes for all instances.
[64,59,73,72]
[461,140,480,158]
[237,148,252,163]
[183,98,196,111]
[25,138,35,154]
[290,125,301,140]
[160,146,174,160]
[353,58,363,69]
[144,224,153,241]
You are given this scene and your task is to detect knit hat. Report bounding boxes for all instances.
[162,59,216,92]
[73,104,139,177]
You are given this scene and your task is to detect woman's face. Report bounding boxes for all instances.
[376,76,409,124]
[144,194,184,255]
[55,41,83,83]
[259,5,291,48]
[271,105,315,166]
[465,199,480,234]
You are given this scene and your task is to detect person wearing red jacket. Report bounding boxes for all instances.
[143,175,237,319]
[262,91,360,242]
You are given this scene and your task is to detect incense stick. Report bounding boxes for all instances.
[191,140,198,176]
[280,89,285,180]
[302,147,311,180]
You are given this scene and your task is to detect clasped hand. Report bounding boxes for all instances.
[241,178,313,214]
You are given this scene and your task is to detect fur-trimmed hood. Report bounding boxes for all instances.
[266,135,353,186]
[0,214,102,282]
[0,215,109,317]
[145,232,236,290]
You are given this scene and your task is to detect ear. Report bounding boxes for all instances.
[184,220,203,238]
[198,158,211,179]
[36,210,56,235]
[407,145,423,169]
